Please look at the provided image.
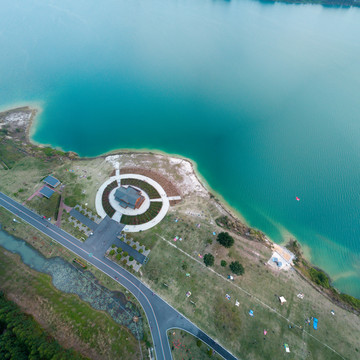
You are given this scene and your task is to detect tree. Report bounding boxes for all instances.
[129,256,134,261]
[117,247,122,253]
[230,261,244,275]
[217,232,234,248]
[109,250,115,256]
[196,339,202,347]
[116,254,122,261]
[203,254,214,267]
[221,260,227,267]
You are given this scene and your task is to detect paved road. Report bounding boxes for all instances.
[0,192,238,360]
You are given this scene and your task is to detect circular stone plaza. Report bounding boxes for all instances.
[95,168,182,232]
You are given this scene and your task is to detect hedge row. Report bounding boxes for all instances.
[102,181,117,217]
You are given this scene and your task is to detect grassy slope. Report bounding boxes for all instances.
[130,205,359,360]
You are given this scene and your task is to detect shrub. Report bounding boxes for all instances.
[217,232,234,248]
[130,265,133,269]
[129,256,134,261]
[182,262,188,271]
[132,245,137,249]
[230,261,244,275]
[109,250,115,256]
[203,254,215,267]
[221,260,227,267]
[309,268,330,288]
[196,340,202,347]
[339,293,360,310]
[122,259,127,265]
[139,249,143,254]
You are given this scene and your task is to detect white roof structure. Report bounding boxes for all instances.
[279,296,287,304]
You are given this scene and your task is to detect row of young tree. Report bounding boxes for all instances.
[0,291,85,360]
[203,232,244,275]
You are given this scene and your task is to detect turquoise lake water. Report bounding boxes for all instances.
[1,0,360,297]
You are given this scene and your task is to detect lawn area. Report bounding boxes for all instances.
[28,191,61,219]
[0,156,58,203]
[0,248,144,360]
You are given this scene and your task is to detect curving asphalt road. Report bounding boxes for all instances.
[0,192,238,360]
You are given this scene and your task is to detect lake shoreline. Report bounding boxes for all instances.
[1,104,359,308]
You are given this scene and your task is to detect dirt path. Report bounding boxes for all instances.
[56,198,72,227]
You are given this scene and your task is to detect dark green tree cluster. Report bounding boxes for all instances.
[309,268,330,288]
[0,291,85,360]
[229,261,244,275]
[217,232,234,248]
[203,254,214,267]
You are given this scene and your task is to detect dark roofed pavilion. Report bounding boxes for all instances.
[43,175,60,188]
[39,186,55,199]
[115,186,145,209]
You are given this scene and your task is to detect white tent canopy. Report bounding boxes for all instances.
[279,296,287,305]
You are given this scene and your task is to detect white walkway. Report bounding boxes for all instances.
[95,174,171,232]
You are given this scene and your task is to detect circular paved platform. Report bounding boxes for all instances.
[95,174,169,232]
